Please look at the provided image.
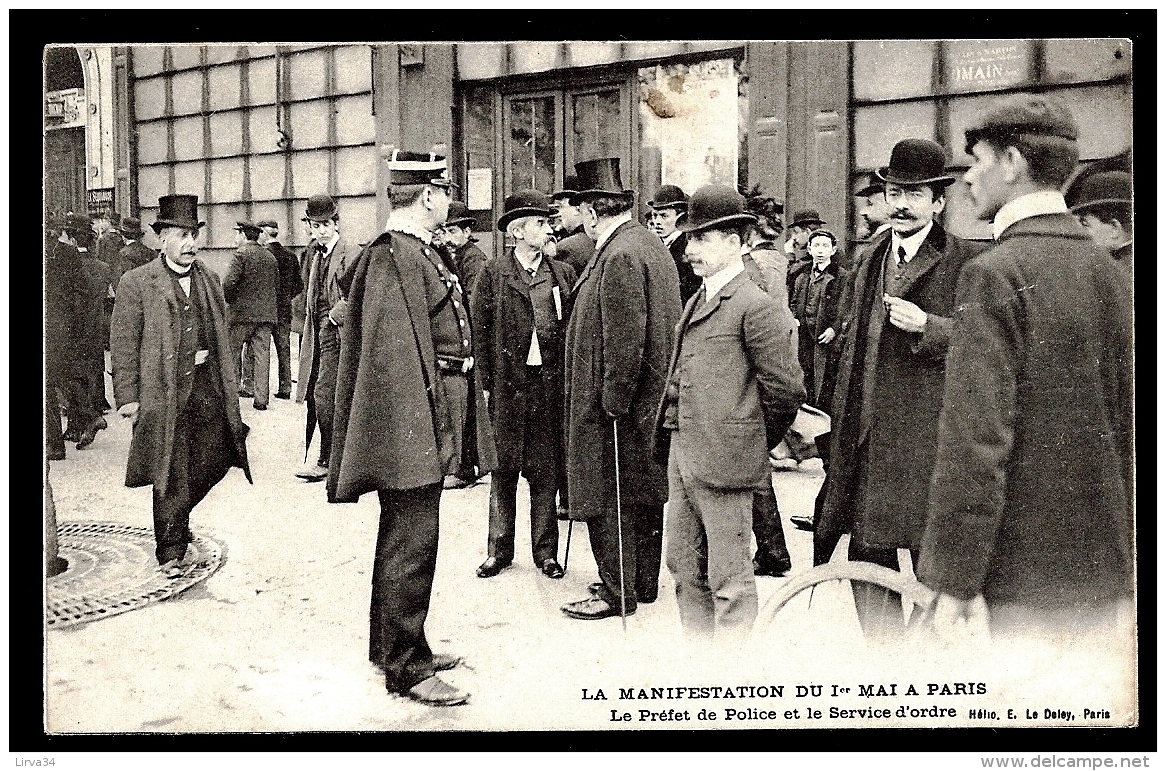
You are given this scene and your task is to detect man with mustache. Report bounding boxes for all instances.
[812,139,986,639]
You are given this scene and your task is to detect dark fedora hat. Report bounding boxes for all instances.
[551,174,583,203]
[1069,171,1132,214]
[444,201,476,229]
[876,138,955,188]
[852,173,883,198]
[678,184,756,235]
[647,184,689,211]
[151,194,205,234]
[385,148,458,189]
[302,194,338,223]
[964,92,1079,155]
[119,216,145,238]
[574,157,634,200]
[497,189,551,232]
[787,209,826,229]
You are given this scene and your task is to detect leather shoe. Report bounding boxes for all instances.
[238,389,255,398]
[76,417,108,450]
[401,675,469,706]
[159,559,184,580]
[790,515,815,532]
[253,402,268,411]
[561,596,634,621]
[556,505,571,521]
[476,557,511,578]
[587,581,604,595]
[431,653,463,672]
[753,555,792,577]
[295,463,328,482]
[274,392,292,400]
[443,474,479,489]
[63,426,82,443]
[540,559,565,579]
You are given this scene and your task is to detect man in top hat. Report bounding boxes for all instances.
[917,94,1133,643]
[783,208,826,299]
[548,175,594,275]
[224,220,279,411]
[561,157,681,621]
[295,194,362,481]
[812,138,986,639]
[654,184,804,640]
[1070,171,1133,276]
[648,184,701,305]
[853,174,893,243]
[437,201,488,297]
[112,217,156,291]
[472,190,577,580]
[327,149,494,706]
[110,194,251,577]
[256,219,304,400]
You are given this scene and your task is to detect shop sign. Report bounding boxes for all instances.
[87,188,115,217]
[947,40,1032,92]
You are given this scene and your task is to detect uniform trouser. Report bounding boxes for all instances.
[370,482,443,693]
[310,322,341,465]
[665,449,758,639]
[231,322,272,407]
[151,365,232,564]
[273,319,293,395]
[752,483,791,565]
[587,499,664,612]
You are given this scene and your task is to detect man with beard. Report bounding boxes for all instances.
[327,151,494,706]
[437,201,488,297]
[561,157,681,621]
[812,139,985,639]
[256,219,303,400]
[110,195,251,577]
[647,184,700,305]
[549,175,594,274]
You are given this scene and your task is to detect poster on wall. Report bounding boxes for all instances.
[86,187,115,217]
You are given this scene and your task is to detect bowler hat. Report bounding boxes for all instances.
[852,173,883,198]
[151,194,205,234]
[552,174,583,204]
[302,194,338,223]
[256,219,279,230]
[445,201,476,229]
[964,93,1079,155]
[647,184,689,211]
[64,212,92,233]
[385,148,457,189]
[787,209,826,230]
[119,216,145,238]
[678,185,756,235]
[497,189,551,232]
[876,138,955,188]
[574,157,634,200]
[1069,171,1132,214]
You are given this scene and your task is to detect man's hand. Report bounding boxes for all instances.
[817,327,837,345]
[883,295,928,333]
[930,592,991,644]
[118,402,140,426]
[328,298,349,327]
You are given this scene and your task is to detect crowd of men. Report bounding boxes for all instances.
[46,91,1134,707]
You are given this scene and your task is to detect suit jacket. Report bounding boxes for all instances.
[791,261,849,333]
[471,252,577,478]
[113,240,157,290]
[223,241,279,325]
[110,258,251,496]
[266,240,303,324]
[554,228,595,275]
[653,271,804,489]
[564,220,681,520]
[918,213,1133,611]
[296,235,362,402]
[813,224,986,565]
[668,232,701,306]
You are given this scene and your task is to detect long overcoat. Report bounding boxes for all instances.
[554,227,595,275]
[813,224,985,565]
[295,235,362,402]
[471,251,577,480]
[917,214,1133,610]
[46,240,85,386]
[326,230,497,503]
[110,258,251,496]
[564,220,680,521]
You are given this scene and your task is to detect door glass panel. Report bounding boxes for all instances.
[569,89,621,167]
[507,95,556,193]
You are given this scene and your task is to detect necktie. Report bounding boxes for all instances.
[315,242,327,256]
[897,245,907,265]
[526,268,536,279]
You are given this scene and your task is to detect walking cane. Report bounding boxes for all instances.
[612,419,628,632]
[562,520,573,571]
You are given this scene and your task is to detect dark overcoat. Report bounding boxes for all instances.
[554,228,595,275]
[296,235,362,402]
[267,240,304,325]
[471,251,577,480]
[813,224,985,565]
[327,231,497,503]
[564,220,681,521]
[453,239,489,296]
[223,241,279,325]
[918,214,1133,610]
[113,240,157,290]
[668,232,701,306]
[46,240,85,386]
[110,258,251,496]
[78,254,112,372]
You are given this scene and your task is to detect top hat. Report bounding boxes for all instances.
[256,219,279,230]
[551,174,583,203]
[385,149,457,189]
[444,201,476,229]
[647,184,690,211]
[1069,171,1132,214]
[497,189,551,232]
[876,138,955,188]
[852,173,883,198]
[787,209,826,230]
[302,194,338,223]
[678,185,756,235]
[964,92,1079,155]
[119,216,145,238]
[574,157,634,200]
[151,194,205,234]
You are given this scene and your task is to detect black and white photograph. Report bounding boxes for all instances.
[38,30,1141,753]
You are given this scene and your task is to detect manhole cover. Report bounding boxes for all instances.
[46,521,224,629]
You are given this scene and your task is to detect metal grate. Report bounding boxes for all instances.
[46,521,224,629]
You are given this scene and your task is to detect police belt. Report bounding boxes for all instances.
[437,355,474,376]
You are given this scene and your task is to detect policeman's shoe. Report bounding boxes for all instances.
[76,417,108,450]
[790,515,815,532]
[476,556,512,578]
[295,463,329,482]
[400,675,469,706]
[561,596,634,620]
[753,554,792,577]
[540,559,565,579]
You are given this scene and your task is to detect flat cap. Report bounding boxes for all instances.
[964,93,1079,155]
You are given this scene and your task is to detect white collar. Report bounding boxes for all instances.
[323,232,340,254]
[702,259,744,301]
[891,220,934,263]
[513,250,543,274]
[992,190,1069,241]
[661,230,682,247]
[164,256,193,276]
[595,213,633,252]
[125,239,137,245]
[385,212,435,245]
[812,258,832,273]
